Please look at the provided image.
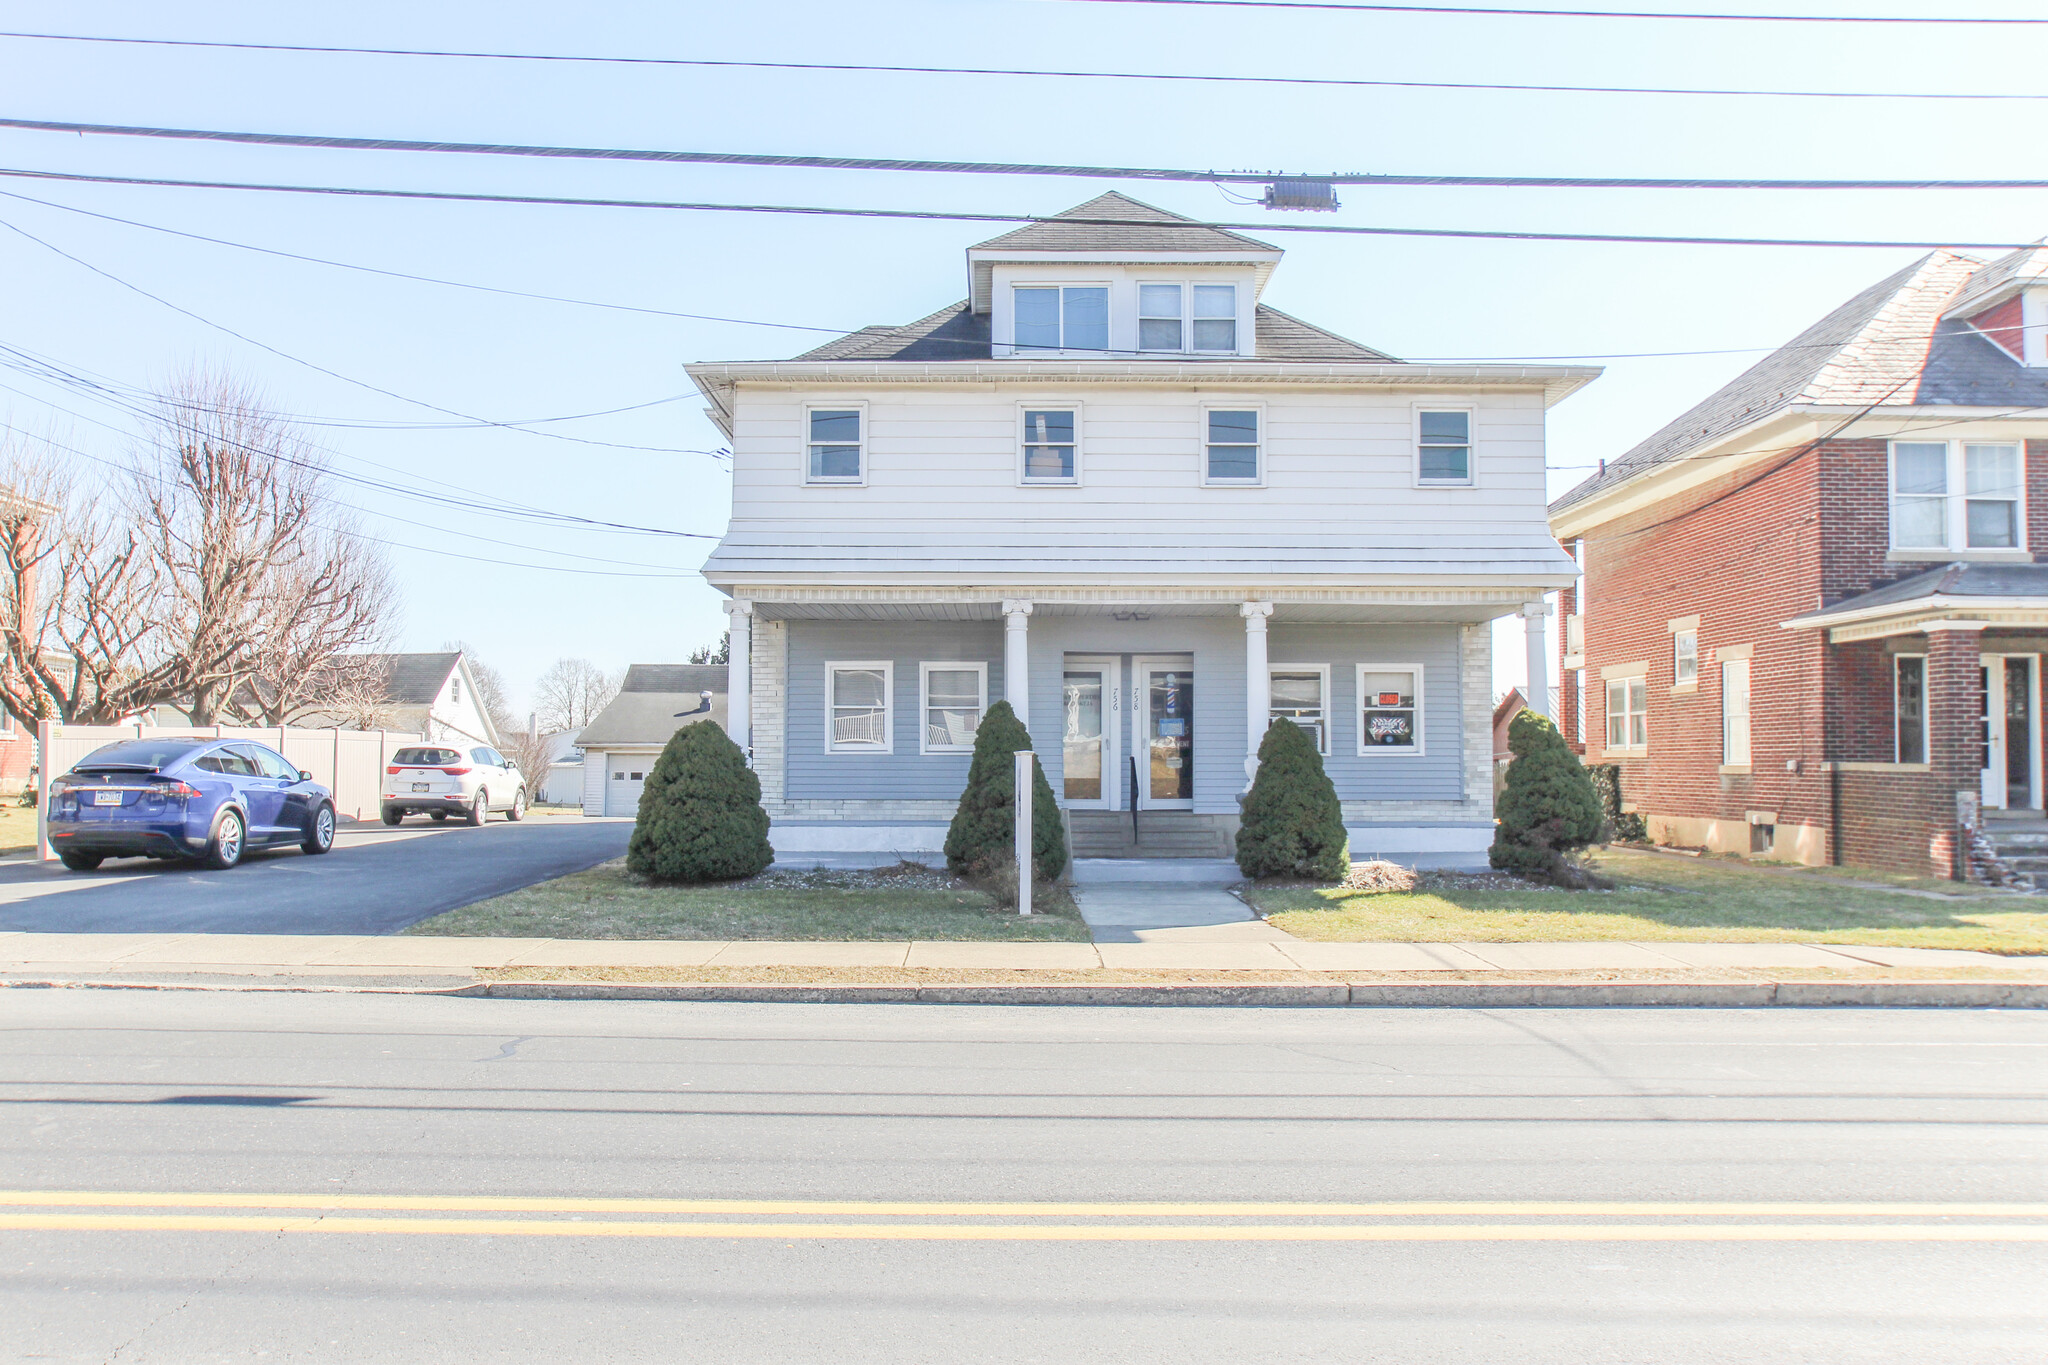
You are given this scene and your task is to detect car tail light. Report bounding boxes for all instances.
[442,766,471,776]
[387,765,402,775]
[166,782,203,800]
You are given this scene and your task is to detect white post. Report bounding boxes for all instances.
[725,599,754,758]
[35,717,51,862]
[1521,599,1552,719]
[1014,749,1033,917]
[1241,602,1273,790]
[1002,600,1033,730]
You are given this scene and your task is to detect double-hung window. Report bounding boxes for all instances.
[826,662,892,753]
[1721,658,1751,766]
[1191,285,1238,352]
[920,662,987,754]
[1895,654,1927,763]
[1139,284,1184,351]
[1269,666,1330,755]
[1890,440,2023,550]
[1417,410,1473,486]
[1605,677,1648,752]
[1137,283,1238,353]
[1020,408,1079,483]
[1204,408,1261,483]
[1673,630,1699,686]
[1358,666,1422,753]
[808,407,864,483]
[1014,285,1108,355]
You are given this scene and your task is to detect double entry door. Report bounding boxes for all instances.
[1982,655,2040,811]
[1061,654,1195,811]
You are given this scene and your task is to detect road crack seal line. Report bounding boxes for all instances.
[485,1035,533,1061]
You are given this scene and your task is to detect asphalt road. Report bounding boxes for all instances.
[4,995,2045,1363]
[0,814,631,934]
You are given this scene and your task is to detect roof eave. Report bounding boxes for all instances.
[1549,408,1818,539]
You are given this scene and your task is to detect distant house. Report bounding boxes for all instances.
[534,727,586,806]
[1492,687,1527,784]
[577,665,729,816]
[301,652,502,747]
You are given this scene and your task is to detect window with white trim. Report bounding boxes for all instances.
[1269,665,1331,755]
[1020,408,1079,483]
[1895,653,1927,763]
[1138,284,1183,351]
[826,662,892,753]
[1417,410,1473,486]
[920,662,987,754]
[1605,677,1647,752]
[1191,284,1238,352]
[1890,440,2023,550]
[1358,666,1422,753]
[1673,630,1698,686]
[1721,658,1751,765]
[1014,285,1108,355]
[1204,408,1260,483]
[807,407,864,483]
[1135,283,1238,353]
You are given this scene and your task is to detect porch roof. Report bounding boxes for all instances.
[730,585,1542,624]
[1782,561,2048,641]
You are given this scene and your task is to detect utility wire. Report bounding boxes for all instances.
[1061,0,2048,24]
[1,29,2038,103]
[1,167,2038,251]
[9,116,2048,190]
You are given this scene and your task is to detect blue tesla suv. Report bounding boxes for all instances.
[47,737,338,872]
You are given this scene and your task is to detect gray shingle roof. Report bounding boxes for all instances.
[790,300,1396,362]
[1786,561,2048,626]
[968,191,1278,255]
[621,664,729,694]
[342,652,459,706]
[1943,240,2048,318]
[1551,251,1981,515]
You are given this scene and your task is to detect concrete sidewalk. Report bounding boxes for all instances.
[2,930,2043,977]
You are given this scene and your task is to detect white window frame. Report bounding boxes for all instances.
[1269,663,1332,756]
[1010,282,1111,357]
[1673,630,1699,688]
[1721,657,1752,767]
[1887,438,2028,556]
[1133,280,1243,355]
[1017,402,1082,486]
[1201,402,1264,487]
[805,402,868,486]
[1605,676,1648,754]
[1414,405,1476,488]
[918,661,988,756]
[824,660,893,755]
[1356,663,1425,757]
[1894,652,1928,764]
[1136,282,1185,353]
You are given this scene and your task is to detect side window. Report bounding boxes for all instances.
[251,747,300,780]
[1417,410,1473,486]
[1895,654,1927,763]
[1020,408,1079,483]
[216,747,262,778]
[1204,408,1261,484]
[1721,658,1752,766]
[1604,678,1648,752]
[807,407,864,483]
[472,748,495,766]
[1358,667,1422,754]
[1673,630,1699,686]
[193,754,225,774]
[826,661,893,753]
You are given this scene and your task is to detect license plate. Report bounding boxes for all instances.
[412,783,430,793]
[91,790,122,806]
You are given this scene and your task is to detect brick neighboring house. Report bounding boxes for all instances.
[1549,242,2048,879]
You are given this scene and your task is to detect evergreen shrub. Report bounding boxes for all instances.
[1490,709,1606,886]
[943,700,1068,888]
[1235,717,1350,881]
[1587,763,1647,843]
[626,720,774,883]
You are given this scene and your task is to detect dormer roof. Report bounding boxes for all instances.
[1943,239,2048,321]
[965,192,1284,312]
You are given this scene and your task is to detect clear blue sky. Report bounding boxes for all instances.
[7,0,2047,715]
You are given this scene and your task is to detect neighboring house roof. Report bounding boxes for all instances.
[1943,240,2048,319]
[1492,687,1527,732]
[1551,251,1985,514]
[577,666,729,748]
[967,191,1280,255]
[790,300,1397,363]
[1784,561,2048,631]
[343,652,462,705]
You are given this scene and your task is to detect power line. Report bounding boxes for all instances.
[1061,0,2048,23]
[1,29,2037,103]
[1,167,2038,251]
[10,116,2048,191]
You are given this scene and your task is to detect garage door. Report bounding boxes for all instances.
[605,761,649,816]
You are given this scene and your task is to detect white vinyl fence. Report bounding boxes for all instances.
[36,722,423,861]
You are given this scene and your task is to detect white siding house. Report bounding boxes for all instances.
[576,665,728,817]
[690,194,1595,863]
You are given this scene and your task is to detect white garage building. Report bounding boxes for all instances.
[577,665,730,817]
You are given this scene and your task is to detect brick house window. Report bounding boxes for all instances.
[1721,658,1752,766]
[1605,678,1647,752]
[1890,440,2023,550]
[1673,631,1698,686]
[1896,654,1927,763]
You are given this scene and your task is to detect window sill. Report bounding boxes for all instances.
[1828,760,1931,774]
[1356,748,1423,758]
[1670,682,1698,695]
[1415,480,1476,489]
[1887,548,2031,563]
[1201,480,1266,489]
[1718,764,1752,776]
[1604,748,1648,758]
[1017,480,1081,488]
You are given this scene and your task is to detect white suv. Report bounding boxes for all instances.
[380,744,527,826]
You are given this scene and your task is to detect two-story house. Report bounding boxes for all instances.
[1549,242,2048,879]
[691,193,1597,864]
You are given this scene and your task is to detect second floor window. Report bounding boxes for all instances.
[1891,440,2022,550]
[1205,409,1260,482]
[1021,409,1077,482]
[1137,283,1238,352]
[1015,286,1107,354]
[809,408,863,482]
[1417,410,1473,485]
[1673,630,1698,686]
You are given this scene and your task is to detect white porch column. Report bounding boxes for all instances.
[1521,599,1552,720]
[725,599,754,756]
[1002,599,1033,730]
[1242,601,1273,789]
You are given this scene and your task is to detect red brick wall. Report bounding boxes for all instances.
[1835,769,1948,873]
[1970,296,2025,361]
[2029,441,2048,560]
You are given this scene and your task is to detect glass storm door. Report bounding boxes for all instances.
[1985,656,2038,811]
[1061,660,1118,808]
[1134,659,1194,808]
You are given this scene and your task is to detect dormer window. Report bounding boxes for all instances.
[1138,283,1237,353]
[1014,286,1107,355]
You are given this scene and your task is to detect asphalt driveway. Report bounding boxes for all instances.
[0,813,631,935]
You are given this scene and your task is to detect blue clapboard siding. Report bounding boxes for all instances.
[785,620,1003,801]
[1270,624,1465,803]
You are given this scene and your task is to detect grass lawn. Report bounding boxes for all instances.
[406,859,1092,942]
[1242,847,2048,955]
[0,801,39,855]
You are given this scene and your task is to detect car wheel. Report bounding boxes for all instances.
[466,791,489,827]
[430,811,449,822]
[381,805,403,827]
[202,809,246,870]
[58,850,104,872]
[302,803,337,855]
[505,788,525,822]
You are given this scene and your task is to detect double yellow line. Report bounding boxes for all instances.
[3,1192,2045,1242]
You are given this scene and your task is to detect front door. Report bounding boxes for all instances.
[1060,658,1119,809]
[1132,657,1194,809]
[1983,656,2039,811]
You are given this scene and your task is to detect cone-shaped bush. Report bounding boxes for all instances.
[943,699,1067,884]
[1236,717,1350,881]
[1489,708,1605,884]
[626,720,774,884]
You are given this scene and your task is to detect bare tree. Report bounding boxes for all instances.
[442,639,517,737]
[237,524,400,725]
[533,657,621,733]
[313,655,402,731]
[501,727,559,800]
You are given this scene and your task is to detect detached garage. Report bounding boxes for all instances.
[576,665,729,818]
